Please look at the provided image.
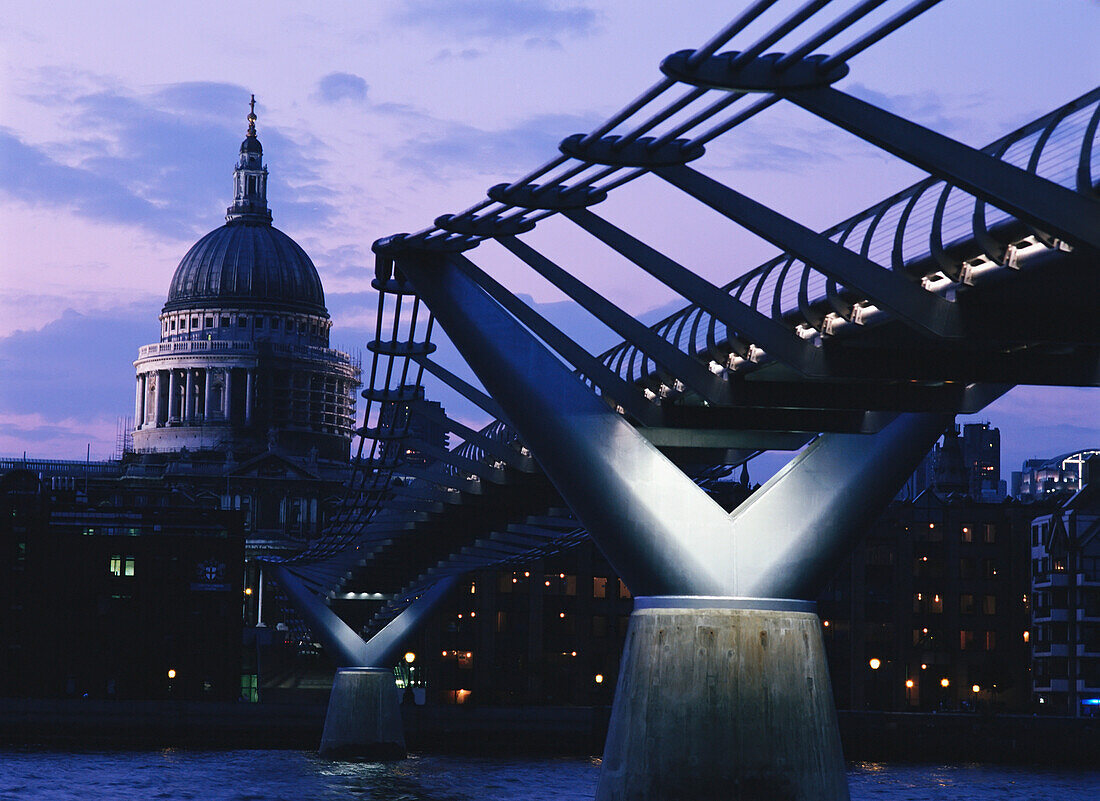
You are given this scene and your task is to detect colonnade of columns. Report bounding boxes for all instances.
[135,366,255,428]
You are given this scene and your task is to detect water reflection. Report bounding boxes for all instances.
[0,750,1097,801]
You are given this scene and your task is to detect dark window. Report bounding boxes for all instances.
[170,320,176,331]
[960,594,975,614]
[271,318,280,329]
[983,524,997,544]
[256,316,265,328]
[238,317,248,327]
[205,316,213,327]
[192,316,199,327]
[220,316,230,327]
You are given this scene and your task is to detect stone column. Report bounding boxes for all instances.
[184,369,195,423]
[157,370,169,426]
[244,369,254,425]
[224,367,234,421]
[203,368,214,421]
[134,375,144,429]
[168,369,179,422]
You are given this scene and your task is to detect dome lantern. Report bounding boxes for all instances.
[228,94,272,225]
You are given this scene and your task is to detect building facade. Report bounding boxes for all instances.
[1030,482,1100,715]
[1,468,244,700]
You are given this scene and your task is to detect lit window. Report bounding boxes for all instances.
[109,555,122,576]
[124,557,135,577]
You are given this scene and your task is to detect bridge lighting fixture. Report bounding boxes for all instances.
[545,580,551,587]
[560,612,566,618]
[524,571,530,577]
[972,684,981,693]
[595,674,604,684]
[822,620,829,627]
[906,679,915,688]
[404,652,416,664]
[940,678,950,688]
[868,658,881,670]
[571,651,578,657]
[167,669,176,679]
[244,587,252,595]
[921,664,928,670]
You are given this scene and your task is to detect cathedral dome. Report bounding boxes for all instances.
[161,95,326,317]
[164,222,326,315]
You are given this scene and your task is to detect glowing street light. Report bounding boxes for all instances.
[940,677,950,688]
[868,658,881,670]
[595,674,604,684]
[972,684,981,693]
[404,652,416,664]
[167,669,177,679]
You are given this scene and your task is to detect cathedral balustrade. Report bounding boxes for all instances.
[138,339,356,369]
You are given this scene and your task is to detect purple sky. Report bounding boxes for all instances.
[1,0,1097,477]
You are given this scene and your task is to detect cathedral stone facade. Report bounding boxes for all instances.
[132,100,359,463]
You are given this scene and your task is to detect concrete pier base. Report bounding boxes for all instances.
[596,597,848,801]
[319,667,406,760]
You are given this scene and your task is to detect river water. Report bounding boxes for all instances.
[1,750,1098,800]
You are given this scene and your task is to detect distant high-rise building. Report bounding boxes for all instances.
[961,422,1002,500]
[1014,450,1099,501]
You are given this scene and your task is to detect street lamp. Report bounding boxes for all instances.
[868,658,881,670]
[404,652,416,664]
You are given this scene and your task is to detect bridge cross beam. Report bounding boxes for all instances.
[394,248,951,800]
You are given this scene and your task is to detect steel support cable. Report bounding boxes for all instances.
[612,86,710,150]
[496,234,728,404]
[786,87,1100,254]
[776,0,889,68]
[729,0,833,69]
[600,94,1100,389]
[647,91,745,151]
[655,164,962,337]
[693,95,782,146]
[687,0,781,68]
[564,207,821,374]
[818,0,947,70]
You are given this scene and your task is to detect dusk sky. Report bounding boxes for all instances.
[1,0,1097,478]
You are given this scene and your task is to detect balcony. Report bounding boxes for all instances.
[1076,643,1100,658]
[1033,608,1069,623]
[1033,573,1071,589]
[1032,643,1069,657]
[1077,609,1100,623]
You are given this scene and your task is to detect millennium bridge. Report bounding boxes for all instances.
[264,1,1099,797]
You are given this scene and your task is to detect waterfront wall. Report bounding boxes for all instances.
[2,699,1098,765]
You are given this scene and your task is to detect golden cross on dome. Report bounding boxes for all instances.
[247,94,257,136]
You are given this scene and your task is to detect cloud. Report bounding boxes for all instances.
[432,48,484,63]
[389,111,602,180]
[0,306,159,459]
[392,1,597,41]
[2,78,339,239]
[316,72,369,104]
